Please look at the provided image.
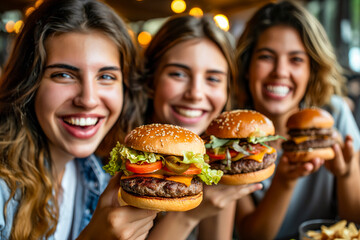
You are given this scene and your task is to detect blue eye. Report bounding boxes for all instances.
[51,72,72,79]
[99,74,115,80]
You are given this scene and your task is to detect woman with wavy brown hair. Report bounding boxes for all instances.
[0,0,156,239]
[233,1,360,239]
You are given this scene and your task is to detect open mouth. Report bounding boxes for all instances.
[63,117,100,129]
[264,84,291,97]
[173,107,204,118]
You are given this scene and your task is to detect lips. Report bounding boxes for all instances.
[61,115,104,139]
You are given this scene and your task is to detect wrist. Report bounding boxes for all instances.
[273,172,297,190]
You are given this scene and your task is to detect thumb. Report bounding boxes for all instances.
[98,172,122,208]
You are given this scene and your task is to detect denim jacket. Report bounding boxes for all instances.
[0,154,110,240]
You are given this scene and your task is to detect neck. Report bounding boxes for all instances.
[49,146,74,185]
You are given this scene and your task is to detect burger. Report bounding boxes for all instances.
[204,110,284,185]
[103,123,223,211]
[282,108,335,162]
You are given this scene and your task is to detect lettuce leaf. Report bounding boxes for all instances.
[182,151,223,185]
[103,142,223,185]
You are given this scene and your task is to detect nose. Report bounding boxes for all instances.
[272,57,290,78]
[73,79,99,109]
[184,74,204,101]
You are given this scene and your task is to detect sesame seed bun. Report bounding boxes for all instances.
[219,163,275,185]
[125,123,205,156]
[206,110,275,139]
[286,108,334,129]
[119,188,203,211]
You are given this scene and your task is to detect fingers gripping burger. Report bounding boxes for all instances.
[103,123,223,211]
[205,110,284,185]
[282,108,336,162]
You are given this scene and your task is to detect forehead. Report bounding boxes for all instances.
[256,25,306,52]
[159,38,228,70]
[44,31,120,67]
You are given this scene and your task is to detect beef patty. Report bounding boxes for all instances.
[121,177,203,198]
[210,152,277,175]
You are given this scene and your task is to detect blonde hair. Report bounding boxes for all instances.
[235,0,345,109]
[0,0,142,238]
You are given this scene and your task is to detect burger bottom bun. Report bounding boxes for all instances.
[220,163,275,185]
[119,188,203,211]
[284,147,335,162]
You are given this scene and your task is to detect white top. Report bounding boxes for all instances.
[54,160,77,240]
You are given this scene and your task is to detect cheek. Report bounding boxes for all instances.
[154,78,181,103]
[101,86,123,119]
[209,86,227,111]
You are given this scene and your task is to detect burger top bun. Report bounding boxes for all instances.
[206,110,275,139]
[125,123,205,156]
[286,108,334,129]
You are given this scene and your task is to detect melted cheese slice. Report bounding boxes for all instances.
[121,174,193,187]
[243,147,276,162]
[292,135,329,144]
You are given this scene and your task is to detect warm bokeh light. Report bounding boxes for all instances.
[214,14,230,31]
[189,7,203,17]
[35,0,44,8]
[171,0,186,14]
[14,20,24,34]
[137,31,152,46]
[25,7,35,16]
[5,21,15,33]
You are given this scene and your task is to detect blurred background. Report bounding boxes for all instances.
[0,0,360,119]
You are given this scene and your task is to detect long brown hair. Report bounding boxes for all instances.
[142,14,237,122]
[0,0,143,239]
[235,0,345,109]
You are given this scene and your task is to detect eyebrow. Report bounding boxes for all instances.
[44,64,121,72]
[255,47,307,55]
[164,63,227,75]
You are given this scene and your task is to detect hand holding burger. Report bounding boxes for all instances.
[282,108,336,162]
[204,110,285,185]
[103,123,223,211]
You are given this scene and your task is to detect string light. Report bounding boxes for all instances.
[214,14,230,31]
[189,7,203,17]
[171,0,186,14]
[137,31,152,46]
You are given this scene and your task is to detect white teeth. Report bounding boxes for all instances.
[266,85,290,96]
[64,117,98,126]
[175,107,203,118]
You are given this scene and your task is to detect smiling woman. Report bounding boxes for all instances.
[142,14,264,240]
[0,0,157,240]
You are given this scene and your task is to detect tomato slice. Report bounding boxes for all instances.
[125,160,162,174]
[163,164,202,175]
[247,144,267,155]
[206,149,238,160]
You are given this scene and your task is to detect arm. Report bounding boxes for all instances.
[325,136,360,222]
[77,173,158,240]
[147,183,262,240]
[236,156,324,240]
[197,199,236,240]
